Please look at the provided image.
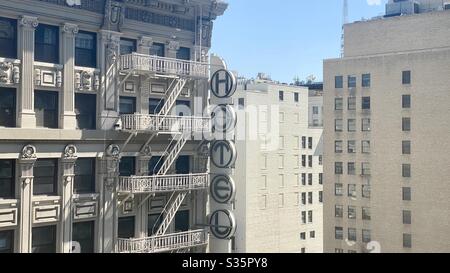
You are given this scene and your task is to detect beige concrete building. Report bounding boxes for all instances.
[231,74,323,253]
[323,0,450,253]
[0,0,227,253]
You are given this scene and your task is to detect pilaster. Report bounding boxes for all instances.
[166,40,180,59]
[60,145,77,253]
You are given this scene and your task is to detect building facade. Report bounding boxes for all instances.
[231,75,323,253]
[323,0,450,253]
[0,0,227,253]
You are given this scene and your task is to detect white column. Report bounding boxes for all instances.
[138,36,153,115]
[18,145,37,253]
[17,16,38,128]
[61,24,79,129]
[60,145,77,253]
[136,150,151,238]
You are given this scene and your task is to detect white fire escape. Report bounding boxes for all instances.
[115,52,211,253]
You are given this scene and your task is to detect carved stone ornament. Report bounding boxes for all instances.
[62,23,79,35]
[64,144,78,159]
[141,145,152,157]
[138,36,153,49]
[106,144,121,159]
[19,16,39,29]
[21,145,37,159]
[102,0,125,32]
[167,40,180,52]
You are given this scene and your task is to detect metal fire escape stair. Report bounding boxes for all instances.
[158,77,187,117]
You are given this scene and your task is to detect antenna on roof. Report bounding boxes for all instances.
[341,0,348,57]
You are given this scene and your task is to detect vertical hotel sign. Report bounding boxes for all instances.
[209,57,238,253]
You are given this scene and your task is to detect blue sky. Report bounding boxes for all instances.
[211,0,386,83]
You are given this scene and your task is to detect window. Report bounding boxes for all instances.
[402,71,411,85]
[402,117,411,132]
[0,230,13,253]
[35,24,59,63]
[176,155,190,174]
[362,184,371,198]
[319,191,323,203]
[319,173,323,185]
[402,187,411,201]
[300,232,306,240]
[175,210,190,232]
[279,155,284,169]
[301,211,306,224]
[238,98,245,108]
[279,91,284,101]
[148,213,163,236]
[74,158,96,194]
[362,97,371,110]
[362,118,371,132]
[335,76,343,88]
[301,137,306,149]
[308,137,313,149]
[118,217,135,239]
[310,231,315,239]
[362,141,371,154]
[348,184,357,198]
[348,97,356,110]
[301,173,306,186]
[362,74,371,87]
[403,234,412,248]
[32,225,56,253]
[301,247,306,253]
[335,227,343,240]
[149,98,163,115]
[35,90,58,128]
[335,162,343,175]
[119,157,135,177]
[335,205,343,218]
[348,228,357,241]
[0,159,14,199]
[176,47,191,60]
[119,38,136,55]
[294,92,299,103]
[335,98,343,110]
[308,192,313,204]
[308,210,313,222]
[75,31,97,68]
[348,141,356,153]
[335,119,343,132]
[348,119,356,132]
[301,192,306,205]
[403,210,412,224]
[150,43,165,57]
[348,76,356,88]
[348,206,356,219]
[335,183,343,196]
[33,159,57,195]
[0,88,16,127]
[362,162,371,175]
[75,93,96,130]
[308,155,313,168]
[402,95,411,108]
[362,207,371,220]
[362,230,371,243]
[308,174,313,185]
[319,156,323,166]
[119,96,136,115]
[335,141,343,153]
[301,155,306,167]
[402,141,411,155]
[312,106,319,115]
[72,221,95,253]
[402,164,411,178]
[0,17,17,58]
[348,162,356,175]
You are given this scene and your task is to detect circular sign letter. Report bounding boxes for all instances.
[210,69,237,98]
[210,141,237,168]
[209,209,236,240]
[210,175,236,204]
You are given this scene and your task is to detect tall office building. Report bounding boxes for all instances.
[0,0,227,253]
[323,0,450,253]
[231,74,323,253]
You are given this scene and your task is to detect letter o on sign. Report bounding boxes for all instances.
[210,69,237,98]
[210,141,237,168]
[209,209,236,240]
[210,175,236,204]
[211,104,237,133]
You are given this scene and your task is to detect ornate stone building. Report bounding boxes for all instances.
[0,0,227,253]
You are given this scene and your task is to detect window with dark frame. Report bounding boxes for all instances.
[74,158,96,194]
[402,141,411,155]
[402,95,411,108]
[402,164,411,178]
[0,159,15,199]
[402,71,411,85]
[402,187,411,201]
[0,87,16,127]
[348,228,357,241]
[119,96,136,115]
[348,75,356,88]
[279,91,284,101]
[294,93,299,103]
[75,93,96,130]
[119,38,136,55]
[403,210,412,224]
[148,213,163,236]
[335,76,343,89]
[149,98,164,115]
[33,159,58,195]
[362,74,371,87]
[0,17,17,59]
[119,157,136,177]
[32,225,56,253]
[335,227,343,240]
[72,221,95,253]
[118,216,135,239]
[335,162,343,175]
[75,31,97,68]
[35,90,58,129]
[335,98,343,110]
[35,24,59,63]
[402,117,411,131]
[0,230,13,253]
[348,97,356,110]
[403,233,412,248]
[362,97,371,110]
[150,43,165,57]
[176,47,191,60]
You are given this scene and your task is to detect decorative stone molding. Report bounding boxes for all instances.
[19,16,39,29]
[106,144,121,159]
[138,36,153,49]
[140,145,152,157]
[62,23,79,35]
[167,40,180,52]
[21,145,37,159]
[75,67,100,91]
[102,0,125,32]
[64,144,78,159]
[34,62,63,88]
[0,59,20,85]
